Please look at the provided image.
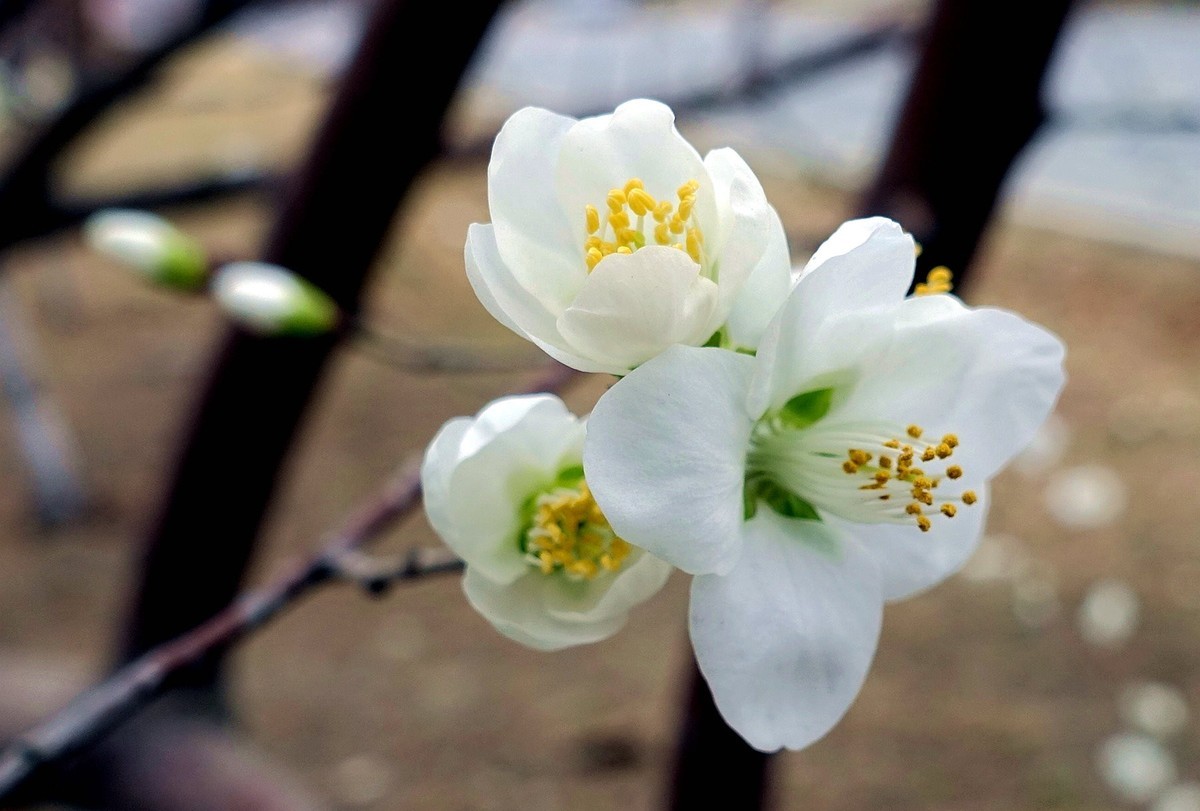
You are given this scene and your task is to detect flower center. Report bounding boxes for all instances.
[747,414,977,532]
[523,479,632,580]
[914,265,954,296]
[583,177,705,271]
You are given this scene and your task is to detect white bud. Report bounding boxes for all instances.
[84,209,207,288]
[211,262,339,336]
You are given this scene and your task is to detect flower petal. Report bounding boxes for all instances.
[831,295,1067,478]
[555,99,716,253]
[750,218,914,414]
[444,396,586,585]
[689,510,883,752]
[826,483,991,601]
[702,147,775,316]
[462,550,671,651]
[420,416,472,545]
[723,203,791,350]
[488,106,586,311]
[556,247,720,374]
[466,223,608,373]
[585,345,755,575]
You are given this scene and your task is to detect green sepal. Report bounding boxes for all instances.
[157,234,209,290]
[744,478,820,522]
[277,279,340,336]
[779,387,834,430]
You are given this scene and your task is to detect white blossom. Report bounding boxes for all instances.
[584,217,1066,751]
[466,98,791,375]
[421,394,671,650]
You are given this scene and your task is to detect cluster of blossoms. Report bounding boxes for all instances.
[422,99,1066,752]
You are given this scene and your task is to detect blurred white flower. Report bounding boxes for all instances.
[1120,682,1189,740]
[466,98,791,375]
[421,394,671,650]
[84,209,207,289]
[1154,783,1200,811]
[1098,732,1176,804]
[1044,465,1126,530]
[585,217,1066,751]
[1078,578,1139,649]
[211,262,340,336]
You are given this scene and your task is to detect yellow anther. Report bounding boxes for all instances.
[962,490,977,505]
[946,465,962,479]
[916,491,934,506]
[623,178,644,195]
[627,188,656,217]
[669,214,685,234]
[677,180,699,198]
[677,196,695,220]
[608,211,630,231]
[907,424,924,439]
[585,205,600,234]
[914,266,954,296]
[942,434,959,448]
[586,248,604,270]
[917,516,932,532]
[616,227,639,245]
[686,229,703,263]
[883,439,901,449]
[906,502,923,516]
[654,223,671,245]
[874,471,890,485]
[921,448,936,462]
[940,503,958,517]
[848,449,871,466]
[913,476,933,489]
[935,443,953,459]
[928,266,952,284]
[606,190,626,212]
[616,246,632,255]
[653,201,673,222]
[842,461,858,475]
[879,455,893,469]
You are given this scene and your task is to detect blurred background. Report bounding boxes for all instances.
[0,0,1198,808]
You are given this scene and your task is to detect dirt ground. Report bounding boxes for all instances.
[1,31,1199,811]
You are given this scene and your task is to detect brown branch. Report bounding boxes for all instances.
[0,359,578,805]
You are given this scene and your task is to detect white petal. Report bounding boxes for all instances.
[801,216,907,275]
[462,551,671,651]
[750,219,914,414]
[488,106,587,311]
[585,346,754,575]
[555,99,716,254]
[723,203,791,350]
[702,148,774,315]
[466,224,606,373]
[445,396,586,585]
[556,247,720,373]
[690,510,883,752]
[419,416,472,545]
[832,295,1067,478]
[827,483,991,601]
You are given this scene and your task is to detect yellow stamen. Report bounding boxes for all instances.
[584,178,706,272]
[524,480,631,580]
[907,424,923,439]
[962,491,977,505]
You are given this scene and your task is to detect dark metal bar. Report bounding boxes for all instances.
[859,0,1075,288]
[667,2,1074,807]
[118,0,504,695]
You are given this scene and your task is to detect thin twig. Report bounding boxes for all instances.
[0,359,577,803]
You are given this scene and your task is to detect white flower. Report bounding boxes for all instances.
[84,209,207,289]
[211,262,340,336]
[421,393,672,650]
[584,217,1066,751]
[466,98,791,375]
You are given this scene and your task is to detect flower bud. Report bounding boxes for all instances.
[211,261,340,336]
[84,209,207,289]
